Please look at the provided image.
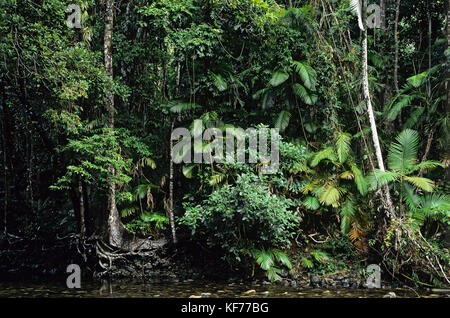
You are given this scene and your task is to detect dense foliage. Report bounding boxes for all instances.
[0,0,449,285]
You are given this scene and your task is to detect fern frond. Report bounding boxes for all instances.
[404,176,434,192]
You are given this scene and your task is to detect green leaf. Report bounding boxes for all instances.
[310,147,337,167]
[292,83,317,105]
[291,60,317,90]
[275,110,291,132]
[388,129,419,173]
[351,164,368,196]
[404,176,434,192]
[318,185,341,206]
[182,165,196,178]
[367,170,399,190]
[340,198,356,235]
[303,196,320,210]
[407,72,426,88]
[269,71,289,87]
[210,72,228,91]
[336,132,351,163]
[170,102,201,113]
[272,250,293,269]
[300,257,314,269]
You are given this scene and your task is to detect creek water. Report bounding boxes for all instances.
[0,279,446,298]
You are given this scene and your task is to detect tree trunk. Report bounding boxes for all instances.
[394,0,400,96]
[380,0,386,30]
[104,0,123,247]
[446,0,450,182]
[362,0,396,218]
[169,123,177,244]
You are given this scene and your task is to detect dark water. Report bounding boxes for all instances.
[0,280,446,298]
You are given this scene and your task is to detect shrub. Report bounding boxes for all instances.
[179,173,300,269]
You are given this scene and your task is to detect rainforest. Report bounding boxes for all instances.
[0,0,449,299]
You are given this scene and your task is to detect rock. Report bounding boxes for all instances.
[290,281,297,288]
[242,289,256,295]
[201,292,211,297]
[282,280,289,287]
[262,281,271,285]
[336,275,344,281]
[382,292,397,298]
[310,275,320,285]
[189,295,202,298]
[350,282,358,289]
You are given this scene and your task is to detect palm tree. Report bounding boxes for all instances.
[368,129,444,214]
[351,0,396,218]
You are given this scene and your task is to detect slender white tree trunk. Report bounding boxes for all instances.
[362,0,396,218]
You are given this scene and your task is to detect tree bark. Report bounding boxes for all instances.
[446,0,450,182]
[394,0,400,95]
[380,0,386,30]
[169,121,177,244]
[362,0,396,218]
[104,0,123,247]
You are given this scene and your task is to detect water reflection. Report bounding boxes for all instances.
[0,280,445,298]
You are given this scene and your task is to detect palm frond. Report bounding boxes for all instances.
[367,169,400,190]
[336,132,351,163]
[310,147,337,167]
[303,196,320,210]
[318,184,343,207]
[388,129,419,173]
[351,164,368,195]
[350,0,364,31]
[340,198,356,235]
[404,176,435,192]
